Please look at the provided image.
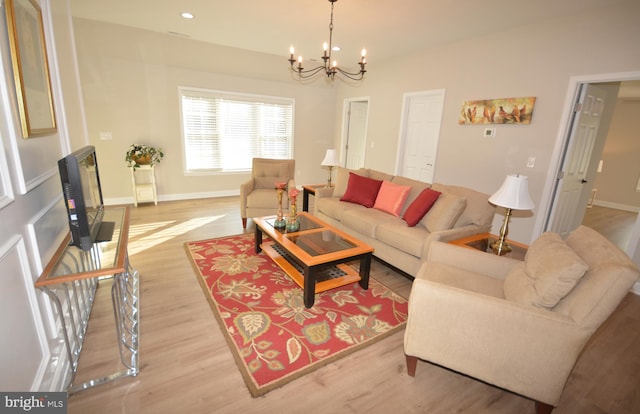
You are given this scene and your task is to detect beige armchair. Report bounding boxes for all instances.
[240,158,295,228]
[404,225,639,413]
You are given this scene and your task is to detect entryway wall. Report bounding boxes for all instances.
[538,71,640,293]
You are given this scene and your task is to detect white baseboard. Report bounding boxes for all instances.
[592,200,640,213]
[105,190,240,206]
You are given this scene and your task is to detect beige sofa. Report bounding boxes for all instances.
[314,167,494,276]
[404,225,640,412]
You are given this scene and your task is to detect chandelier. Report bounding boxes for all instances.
[288,0,367,81]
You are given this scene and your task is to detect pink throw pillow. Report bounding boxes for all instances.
[402,188,442,227]
[373,181,411,216]
[340,173,383,207]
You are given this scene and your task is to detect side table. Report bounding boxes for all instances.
[449,232,528,261]
[302,184,329,212]
[130,165,158,206]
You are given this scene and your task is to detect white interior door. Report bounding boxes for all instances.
[545,84,616,237]
[397,90,445,183]
[343,99,368,169]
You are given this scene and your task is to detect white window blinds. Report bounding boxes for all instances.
[180,88,294,172]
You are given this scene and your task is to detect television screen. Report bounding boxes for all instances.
[58,145,112,251]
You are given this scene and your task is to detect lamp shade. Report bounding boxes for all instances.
[489,174,534,210]
[321,149,339,167]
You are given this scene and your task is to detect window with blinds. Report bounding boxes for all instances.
[180,88,294,173]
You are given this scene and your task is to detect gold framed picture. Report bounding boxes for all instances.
[5,0,56,138]
[459,97,536,125]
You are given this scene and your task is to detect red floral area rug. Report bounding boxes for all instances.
[184,233,408,397]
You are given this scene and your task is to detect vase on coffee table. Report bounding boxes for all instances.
[274,182,287,229]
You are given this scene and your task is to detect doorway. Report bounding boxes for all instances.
[396,89,445,183]
[541,71,640,268]
[341,98,369,169]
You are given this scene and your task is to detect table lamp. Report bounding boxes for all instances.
[489,174,534,255]
[321,149,339,187]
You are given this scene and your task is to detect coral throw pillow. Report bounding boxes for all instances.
[373,181,411,216]
[402,188,441,227]
[340,173,383,207]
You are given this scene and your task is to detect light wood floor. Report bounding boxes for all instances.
[583,205,638,250]
[68,197,640,413]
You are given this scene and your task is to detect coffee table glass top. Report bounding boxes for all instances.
[263,214,322,233]
[287,231,356,257]
[257,213,364,259]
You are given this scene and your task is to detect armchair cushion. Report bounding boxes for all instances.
[254,162,291,189]
[504,232,588,308]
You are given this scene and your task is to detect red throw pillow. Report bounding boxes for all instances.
[340,172,383,208]
[402,188,442,227]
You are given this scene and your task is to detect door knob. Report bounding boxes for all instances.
[581,179,588,184]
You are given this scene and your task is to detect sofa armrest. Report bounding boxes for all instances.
[239,179,256,213]
[420,224,491,261]
[315,186,335,198]
[404,279,590,405]
[422,241,520,280]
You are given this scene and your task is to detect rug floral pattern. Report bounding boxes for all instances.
[185,233,408,397]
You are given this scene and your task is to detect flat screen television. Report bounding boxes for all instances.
[58,145,113,251]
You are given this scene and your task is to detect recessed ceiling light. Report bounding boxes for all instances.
[181,12,194,19]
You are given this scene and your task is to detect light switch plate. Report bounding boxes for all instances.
[483,128,496,138]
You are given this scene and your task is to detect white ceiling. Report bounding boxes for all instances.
[69,0,624,63]
[69,0,638,95]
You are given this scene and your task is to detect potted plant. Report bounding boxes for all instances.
[125,144,164,169]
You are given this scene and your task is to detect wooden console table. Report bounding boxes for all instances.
[35,206,139,393]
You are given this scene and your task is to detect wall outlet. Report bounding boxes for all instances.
[527,156,536,168]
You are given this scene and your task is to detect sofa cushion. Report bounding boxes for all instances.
[342,207,397,238]
[316,197,357,222]
[421,192,467,232]
[444,185,494,227]
[377,221,430,257]
[373,180,411,216]
[367,169,394,182]
[504,232,588,308]
[340,172,383,208]
[402,188,442,227]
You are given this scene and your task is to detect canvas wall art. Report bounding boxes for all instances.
[459,97,536,125]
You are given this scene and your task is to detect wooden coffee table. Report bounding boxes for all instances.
[254,212,374,308]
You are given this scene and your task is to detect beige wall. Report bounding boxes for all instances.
[593,99,640,210]
[332,0,640,243]
[73,19,336,203]
[72,1,640,243]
